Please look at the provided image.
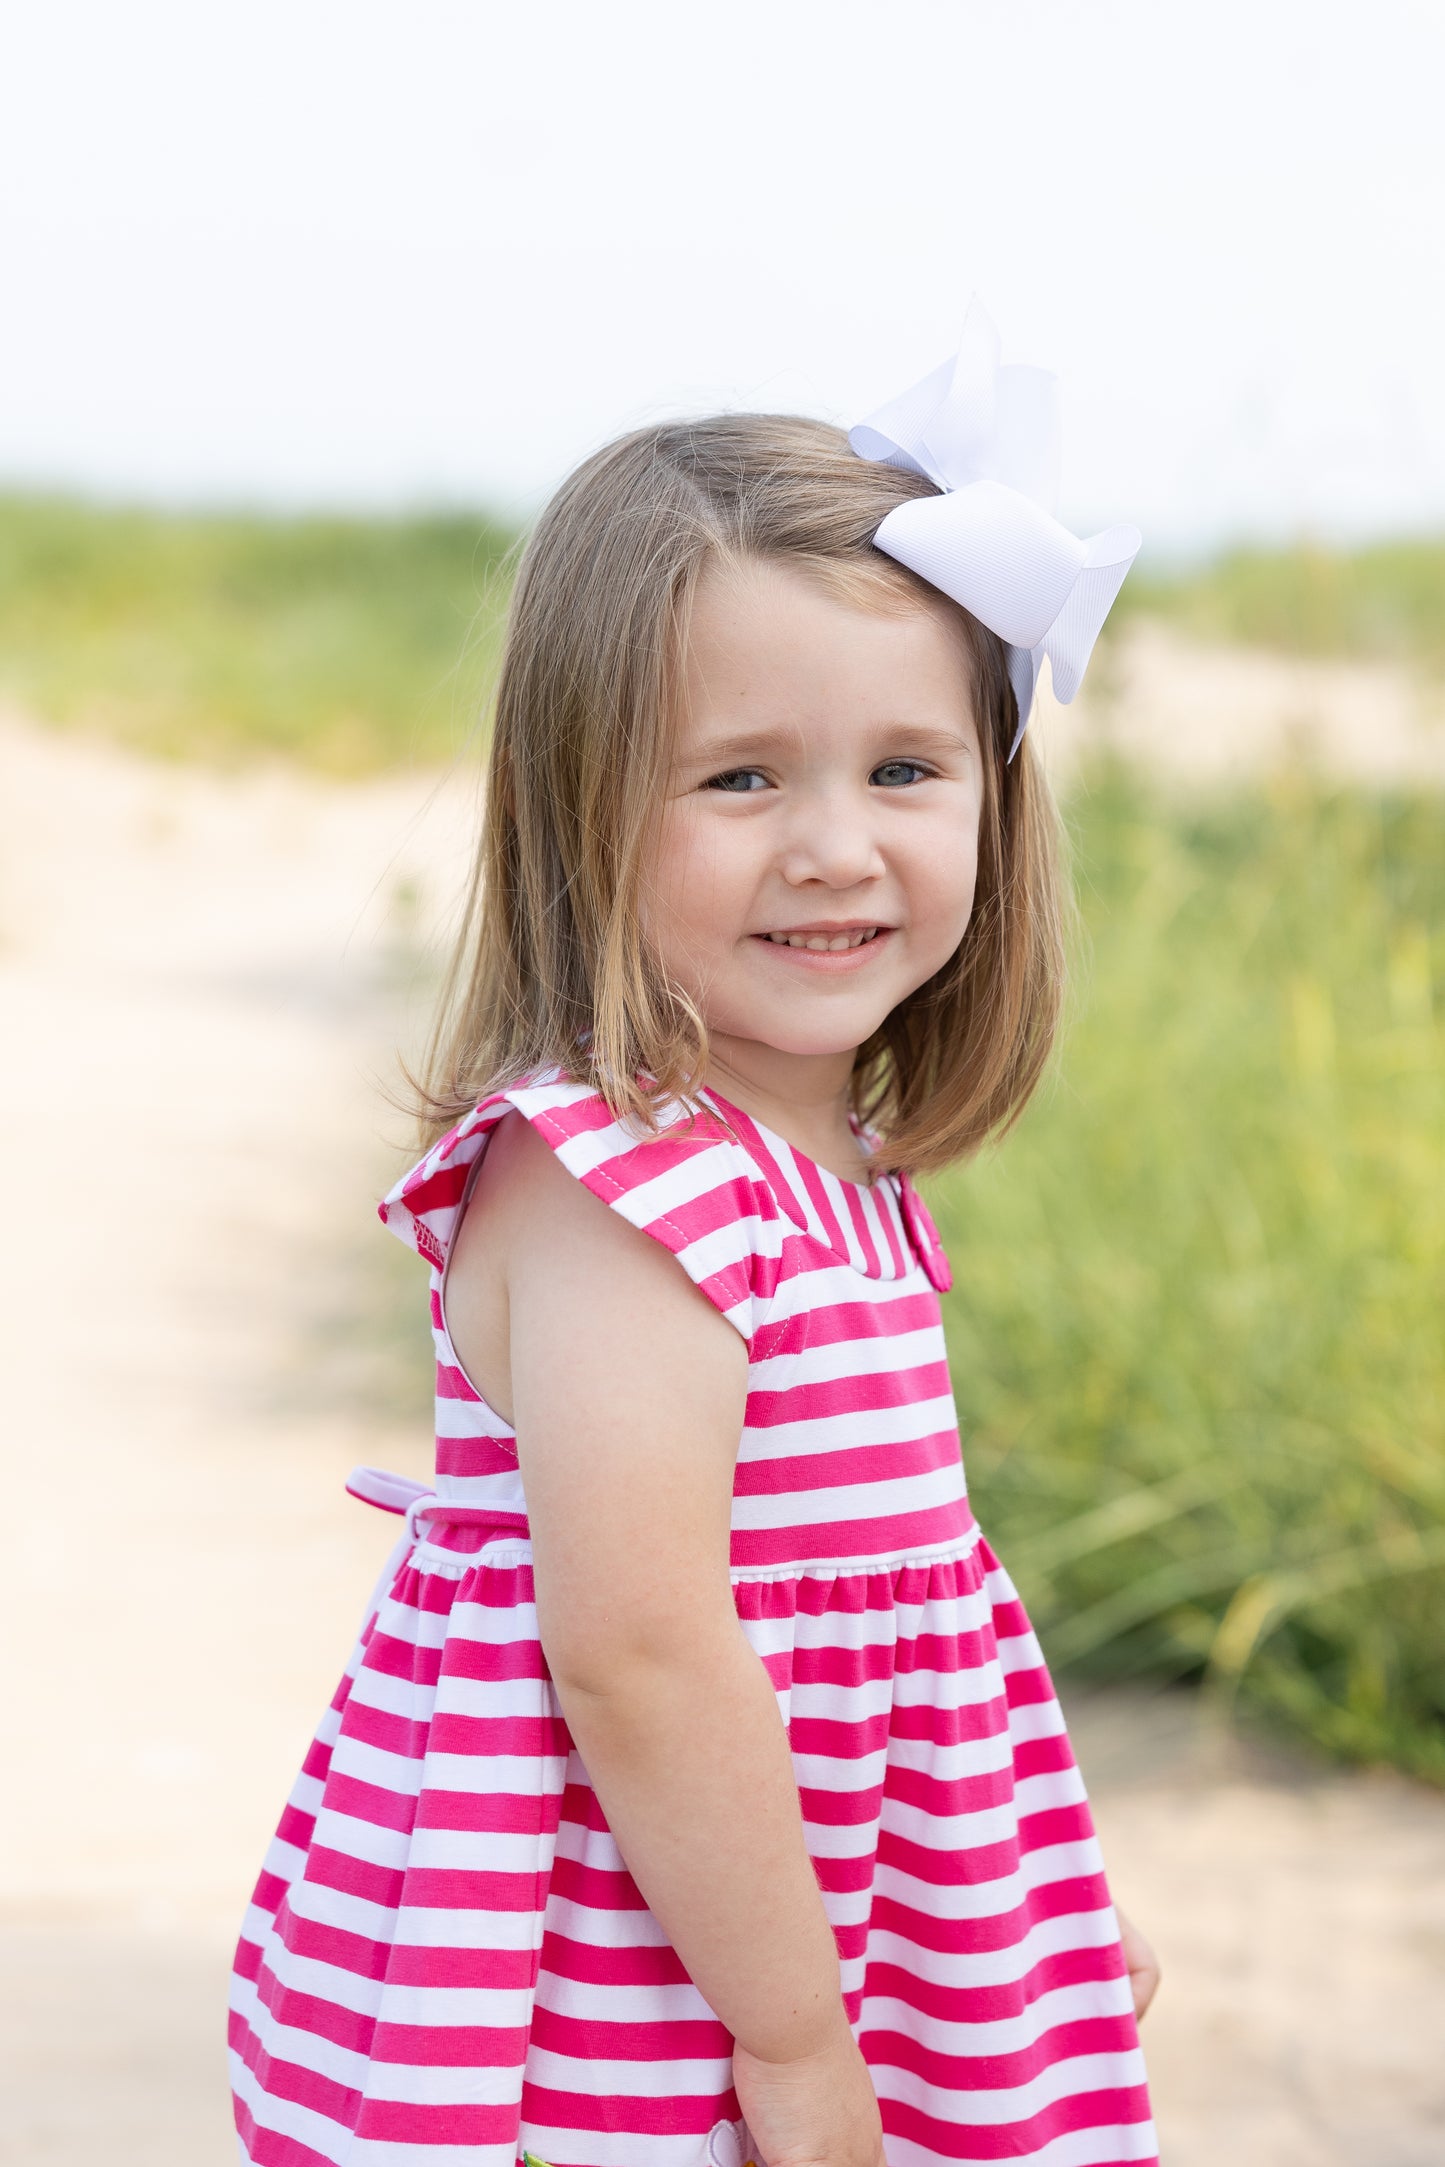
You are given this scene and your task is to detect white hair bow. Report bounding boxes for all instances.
[848,297,1141,759]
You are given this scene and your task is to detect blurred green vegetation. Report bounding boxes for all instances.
[4,494,1441,1778]
[1110,534,1445,674]
[0,495,515,772]
[934,768,1445,1783]
[4,498,1445,773]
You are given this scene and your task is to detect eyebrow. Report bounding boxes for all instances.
[678,721,974,766]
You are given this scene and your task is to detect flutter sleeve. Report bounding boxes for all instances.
[377,1071,785,1351]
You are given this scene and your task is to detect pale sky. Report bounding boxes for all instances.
[3,0,1442,556]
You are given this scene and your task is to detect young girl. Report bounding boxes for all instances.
[229,305,1161,2167]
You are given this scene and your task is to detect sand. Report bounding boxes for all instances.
[2,626,1441,2163]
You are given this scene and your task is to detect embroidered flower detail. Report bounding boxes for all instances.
[519,2119,759,2167]
[707,2114,761,2167]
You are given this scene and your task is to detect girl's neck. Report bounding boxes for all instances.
[701,1038,873,1184]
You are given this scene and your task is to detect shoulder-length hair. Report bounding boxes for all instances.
[412,413,1066,1177]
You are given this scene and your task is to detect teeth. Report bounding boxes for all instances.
[765,928,880,951]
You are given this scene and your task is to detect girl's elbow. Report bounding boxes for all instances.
[542,1610,736,1704]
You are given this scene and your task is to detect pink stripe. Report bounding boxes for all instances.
[861,1941,1128,2024]
[715,1103,810,1232]
[276,1801,316,1851]
[254,1960,377,2056]
[778,1286,941,1347]
[729,1496,975,1569]
[370,2017,531,2066]
[881,1749,1074,1820]
[538,1928,694,1988]
[882,2084,1156,2161]
[529,2003,732,2062]
[416,1784,562,1834]
[548,1853,647,1911]
[862,2014,1141,2091]
[734,1424,961,1498]
[519,2082,730,2137]
[229,2011,360,2131]
[794,1147,852,1256]
[869,1871,1115,1955]
[849,1187,883,1265]
[796,1781,886,1826]
[876,1804,1096,1889]
[743,1358,954,1426]
[232,2090,343,2167]
[874,1183,910,1276]
[267,1901,537,1989]
[333,1697,570,1763]
[355,2097,521,2144]
[316,1770,418,1834]
[529,1090,623,1144]
[435,1637,553,1685]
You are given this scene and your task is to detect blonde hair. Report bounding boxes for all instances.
[412,413,1066,1177]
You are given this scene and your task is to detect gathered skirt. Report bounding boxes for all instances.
[229,1506,1156,2167]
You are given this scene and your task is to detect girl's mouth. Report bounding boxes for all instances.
[751,925,894,972]
[758,925,883,952]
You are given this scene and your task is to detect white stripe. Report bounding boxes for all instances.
[873,2046,1149,2127]
[729,1454,966,1531]
[875,1836,1108,1922]
[882,2110,1157,2166]
[861,1903,1125,1987]
[749,1322,945,1387]
[521,2046,730,2098]
[295,1879,549,1952]
[861,1974,1137,2055]
[231,2048,355,2158]
[737,1390,960,1457]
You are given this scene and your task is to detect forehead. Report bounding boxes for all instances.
[680,555,978,739]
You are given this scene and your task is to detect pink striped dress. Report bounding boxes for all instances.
[229,1072,1158,2167]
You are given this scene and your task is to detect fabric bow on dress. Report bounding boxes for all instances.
[848,296,1141,758]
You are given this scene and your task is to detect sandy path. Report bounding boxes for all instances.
[1040,617,1445,790]
[1,641,1442,2163]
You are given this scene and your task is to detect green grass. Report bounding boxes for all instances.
[5,497,1445,776]
[1109,534,1445,675]
[0,495,516,772]
[932,768,1445,1782]
[4,494,1441,1776]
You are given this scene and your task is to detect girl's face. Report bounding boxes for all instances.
[643,555,985,1099]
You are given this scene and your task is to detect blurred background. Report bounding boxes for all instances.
[2,3,1442,2161]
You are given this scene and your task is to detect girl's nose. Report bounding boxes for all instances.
[778,790,886,892]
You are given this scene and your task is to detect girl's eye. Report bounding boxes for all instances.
[872,759,932,787]
[704,767,769,793]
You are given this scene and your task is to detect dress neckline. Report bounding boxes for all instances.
[698,1083,882,1191]
[697,1083,920,1282]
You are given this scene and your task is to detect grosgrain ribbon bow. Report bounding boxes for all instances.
[848,297,1141,759]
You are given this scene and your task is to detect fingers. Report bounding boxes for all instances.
[1114,1903,1162,2023]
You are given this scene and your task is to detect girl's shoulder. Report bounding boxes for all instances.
[378,1068,784,1346]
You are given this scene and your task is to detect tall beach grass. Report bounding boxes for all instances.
[0,495,514,771]
[4,493,1441,1778]
[933,768,1445,1781]
[1110,533,1445,674]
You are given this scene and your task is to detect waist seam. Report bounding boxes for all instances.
[404,1521,985,1582]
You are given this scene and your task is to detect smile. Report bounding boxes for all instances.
[759,926,883,952]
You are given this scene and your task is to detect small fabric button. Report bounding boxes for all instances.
[898,1172,953,1293]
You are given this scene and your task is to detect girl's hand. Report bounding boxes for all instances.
[731,2025,887,2167]
[1116,1904,1161,2022]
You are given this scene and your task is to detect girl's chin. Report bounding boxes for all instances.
[707,1004,894,1063]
